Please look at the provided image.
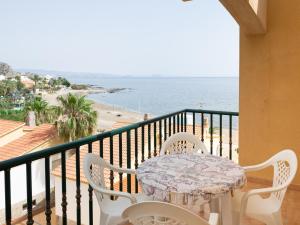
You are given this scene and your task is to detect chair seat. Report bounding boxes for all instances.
[101,193,152,217]
[232,190,280,216]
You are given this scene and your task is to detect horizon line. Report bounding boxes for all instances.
[16,67,239,78]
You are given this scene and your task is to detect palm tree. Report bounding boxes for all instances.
[56,93,97,141]
[32,74,41,93]
[24,97,53,125]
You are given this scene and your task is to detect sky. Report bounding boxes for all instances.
[0,0,239,77]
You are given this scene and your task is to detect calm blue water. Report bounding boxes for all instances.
[58,74,239,116]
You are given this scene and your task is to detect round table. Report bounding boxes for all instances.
[136,153,246,225]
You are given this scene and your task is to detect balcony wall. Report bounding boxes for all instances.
[239,0,300,186]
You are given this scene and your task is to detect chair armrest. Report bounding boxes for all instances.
[208,213,219,225]
[109,165,136,175]
[240,185,286,216]
[243,159,272,172]
[93,185,137,203]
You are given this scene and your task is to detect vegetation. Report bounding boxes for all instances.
[15,76,25,91]
[0,79,17,96]
[31,74,41,94]
[24,97,60,125]
[0,64,98,142]
[24,94,97,140]
[0,109,25,121]
[71,84,88,90]
[56,93,97,141]
[57,77,71,87]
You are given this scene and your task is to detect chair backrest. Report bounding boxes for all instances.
[122,201,216,225]
[270,149,298,203]
[160,132,208,155]
[83,153,110,204]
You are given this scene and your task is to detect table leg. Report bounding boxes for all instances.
[209,193,233,225]
[220,193,233,225]
[209,198,220,213]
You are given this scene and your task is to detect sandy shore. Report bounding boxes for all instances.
[40,88,144,131]
[40,88,238,162]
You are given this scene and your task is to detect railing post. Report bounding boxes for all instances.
[134,128,139,193]
[99,139,104,158]
[148,124,151,159]
[177,114,180,132]
[184,112,187,132]
[75,147,81,225]
[219,115,223,157]
[180,113,184,132]
[61,151,67,225]
[192,112,195,135]
[26,162,34,225]
[164,119,167,141]
[127,131,131,193]
[201,113,204,143]
[154,122,157,156]
[4,169,12,225]
[159,120,162,151]
[229,115,233,160]
[210,114,213,155]
[168,117,172,137]
[173,116,176,134]
[45,157,52,225]
[109,137,114,191]
[141,125,145,162]
[119,134,123,191]
[88,143,93,225]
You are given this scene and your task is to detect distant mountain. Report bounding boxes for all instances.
[0,62,14,77]
[16,68,122,78]
[15,67,238,78]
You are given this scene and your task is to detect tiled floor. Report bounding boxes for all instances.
[17,181,300,225]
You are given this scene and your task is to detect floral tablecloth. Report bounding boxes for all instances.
[137,153,246,206]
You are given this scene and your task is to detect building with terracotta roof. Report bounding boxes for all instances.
[0,121,60,224]
[0,119,25,147]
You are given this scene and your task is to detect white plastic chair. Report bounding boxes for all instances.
[84,153,151,225]
[160,132,208,155]
[232,149,298,225]
[122,201,219,225]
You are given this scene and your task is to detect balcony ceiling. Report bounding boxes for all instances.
[218,0,267,34]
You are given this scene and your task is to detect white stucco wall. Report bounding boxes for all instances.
[0,158,55,223]
[54,177,100,225]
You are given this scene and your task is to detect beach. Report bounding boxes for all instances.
[40,84,239,162]
[40,88,144,131]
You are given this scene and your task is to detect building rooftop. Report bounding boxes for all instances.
[52,121,152,189]
[0,119,25,138]
[0,124,56,161]
[52,120,238,184]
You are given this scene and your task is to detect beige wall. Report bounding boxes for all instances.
[239,0,300,185]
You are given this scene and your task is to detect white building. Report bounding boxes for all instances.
[0,121,59,224]
[0,75,6,81]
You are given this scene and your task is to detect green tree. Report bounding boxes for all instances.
[0,79,17,96]
[57,77,71,87]
[25,97,52,125]
[15,76,25,91]
[32,74,41,93]
[56,93,97,141]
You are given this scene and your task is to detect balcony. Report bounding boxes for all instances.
[0,109,298,225]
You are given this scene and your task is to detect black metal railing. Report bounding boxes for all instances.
[0,109,238,225]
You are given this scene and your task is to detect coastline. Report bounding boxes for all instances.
[40,88,144,131]
[40,85,238,150]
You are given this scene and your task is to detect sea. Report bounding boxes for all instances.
[56,74,239,116]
